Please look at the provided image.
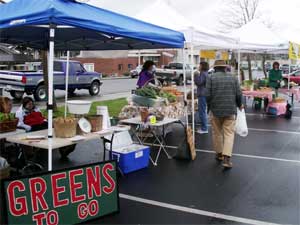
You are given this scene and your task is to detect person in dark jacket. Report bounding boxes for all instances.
[206,60,243,169]
[194,62,209,134]
[268,61,282,97]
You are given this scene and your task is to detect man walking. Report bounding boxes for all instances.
[206,60,243,169]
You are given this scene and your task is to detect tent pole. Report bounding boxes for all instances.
[190,43,195,146]
[288,59,291,91]
[238,47,241,83]
[182,47,188,126]
[138,50,141,66]
[48,25,55,171]
[64,51,70,118]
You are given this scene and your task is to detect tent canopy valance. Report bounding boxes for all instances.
[0,0,185,50]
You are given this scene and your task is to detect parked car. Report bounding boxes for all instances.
[155,63,192,86]
[130,65,142,78]
[283,70,300,85]
[0,60,102,101]
[280,64,298,75]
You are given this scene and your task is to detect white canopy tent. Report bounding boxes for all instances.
[230,20,300,93]
[135,0,239,144]
[230,20,288,52]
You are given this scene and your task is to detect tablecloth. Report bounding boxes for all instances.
[242,90,273,102]
[267,102,286,116]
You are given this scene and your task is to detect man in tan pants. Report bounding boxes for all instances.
[206,60,243,169]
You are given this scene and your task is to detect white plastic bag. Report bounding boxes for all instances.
[235,109,248,137]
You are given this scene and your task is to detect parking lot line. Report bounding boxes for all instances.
[196,149,300,164]
[245,113,300,119]
[119,194,280,225]
[247,127,300,135]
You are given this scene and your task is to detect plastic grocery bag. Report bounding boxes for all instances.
[235,109,248,137]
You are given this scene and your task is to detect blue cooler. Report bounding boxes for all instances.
[108,131,150,174]
[112,145,150,174]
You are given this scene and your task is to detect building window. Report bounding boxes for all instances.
[83,63,95,72]
[118,64,123,71]
[128,64,133,69]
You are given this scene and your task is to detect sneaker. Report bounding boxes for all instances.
[222,156,233,169]
[196,129,208,134]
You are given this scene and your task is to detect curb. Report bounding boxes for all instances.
[102,77,134,80]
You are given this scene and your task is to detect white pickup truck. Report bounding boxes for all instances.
[155,63,193,86]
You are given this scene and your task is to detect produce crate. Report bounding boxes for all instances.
[0,119,18,133]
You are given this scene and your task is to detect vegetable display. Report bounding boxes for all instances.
[135,87,177,103]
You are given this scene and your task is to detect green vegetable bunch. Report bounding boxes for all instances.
[158,91,176,103]
[135,86,177,103]
[135,87,160,99]
[0,112,16,122]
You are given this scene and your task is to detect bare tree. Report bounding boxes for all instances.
[219,0,261,81]
[219,0,260,31]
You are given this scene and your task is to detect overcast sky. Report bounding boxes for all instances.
[88,0,300,39]
[3,0,300,42]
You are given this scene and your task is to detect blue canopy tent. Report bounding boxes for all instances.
[0,0,185,171]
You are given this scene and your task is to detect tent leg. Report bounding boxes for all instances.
[238,47,241,83]
[190,44,195,146]
[288,59,291,92]
[138,50,141,66]
[182,47,188,126]
[64,51,70,118]
[48,26,55,171]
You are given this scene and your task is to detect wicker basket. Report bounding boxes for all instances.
[140,108,149,122]
[0,119,18,133]
[87,115,103,132]
[0,166,10,180]
[54,118,77,138]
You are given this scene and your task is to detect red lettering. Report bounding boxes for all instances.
[32,212,46,225]
[7,181,28,216]
[51,173,69,208]
[86,166,101,199]
[102,163,116,194]
[29,178,49,213]
[47,210,59,225]
[77,203,88,220]
[88,200,99,216]
[69,169,86,203]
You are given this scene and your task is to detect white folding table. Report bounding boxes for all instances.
[120,117,180,166]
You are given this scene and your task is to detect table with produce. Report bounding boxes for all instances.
[119,86,185,121]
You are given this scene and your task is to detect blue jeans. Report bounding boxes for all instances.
[198,96,208,131]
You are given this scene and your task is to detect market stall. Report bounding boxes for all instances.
[0,0,185,171]
[136,0,239,143]
[231,20,300,115]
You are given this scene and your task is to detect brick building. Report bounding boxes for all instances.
[74,50,177,76]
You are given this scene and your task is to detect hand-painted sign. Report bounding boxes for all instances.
[1,161,119,225]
